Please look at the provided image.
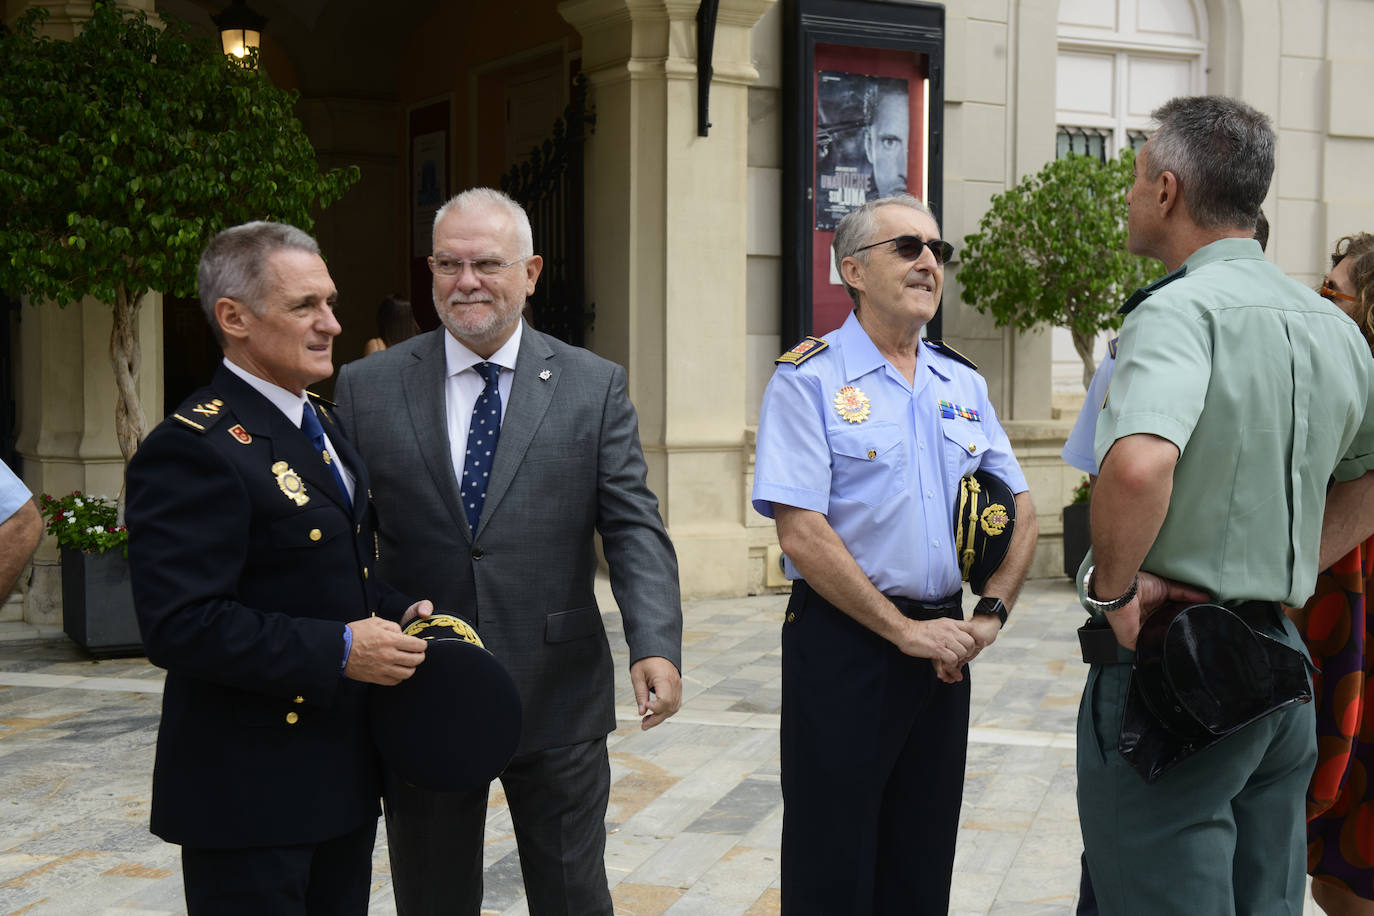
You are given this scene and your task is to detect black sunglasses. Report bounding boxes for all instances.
[854,234,955,265]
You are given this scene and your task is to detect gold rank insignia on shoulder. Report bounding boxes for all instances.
[272,461,309,506]
[192,398,224,418]
[776,336,828,366]
[227,424,252,445]
[833,385,871,423]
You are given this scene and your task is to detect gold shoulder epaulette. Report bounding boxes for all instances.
[775,336,828,366]
[171,396,228,435]
[925,340,977,371]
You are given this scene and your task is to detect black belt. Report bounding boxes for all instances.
[1078,599,1280,665]
[889,593,963,621]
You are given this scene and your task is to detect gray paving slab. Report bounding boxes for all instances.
[0,577,1322,914]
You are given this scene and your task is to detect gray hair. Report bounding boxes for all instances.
[432,187,534,258]
[1146,96,1274,231]
[198,221,320,346]
[832,194,937,308]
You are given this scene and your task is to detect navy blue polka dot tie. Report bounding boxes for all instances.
[461,362,502,532]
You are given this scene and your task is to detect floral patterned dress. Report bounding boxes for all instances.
[1304,537,1374,898]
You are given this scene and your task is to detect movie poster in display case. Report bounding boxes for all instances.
[784,1,944,340]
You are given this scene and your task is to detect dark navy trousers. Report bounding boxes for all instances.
[780,580,970,915]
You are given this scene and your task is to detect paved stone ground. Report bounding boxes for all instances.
[0,579,1319,914]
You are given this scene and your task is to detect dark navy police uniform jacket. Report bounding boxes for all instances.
[126,363,411,850]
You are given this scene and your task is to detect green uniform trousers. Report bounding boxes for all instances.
[1077,629,1315,916]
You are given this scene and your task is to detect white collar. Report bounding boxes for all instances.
[443,320,523,379]
[222,357,310,427]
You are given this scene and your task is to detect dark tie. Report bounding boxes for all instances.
[301,403,350,503]
[461,362,503,532]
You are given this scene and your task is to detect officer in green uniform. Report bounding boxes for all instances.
[1077,96,1374,915]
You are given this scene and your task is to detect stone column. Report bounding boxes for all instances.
[561,0,775,597]
[16,295,163,626]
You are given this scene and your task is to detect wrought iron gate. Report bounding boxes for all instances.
[500,76,595,347]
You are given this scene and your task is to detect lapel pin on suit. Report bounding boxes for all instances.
[539,369,551,381]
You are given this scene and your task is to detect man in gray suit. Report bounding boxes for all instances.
[334,187,683,915]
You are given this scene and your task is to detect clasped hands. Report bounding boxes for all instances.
[901,613,1003,684]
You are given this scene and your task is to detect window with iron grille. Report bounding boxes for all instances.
[1056,126,1111,162]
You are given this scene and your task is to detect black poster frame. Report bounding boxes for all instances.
[783,0,946,342]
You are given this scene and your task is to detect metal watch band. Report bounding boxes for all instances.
[973,596,1008,628]
[1082,565,1138,613]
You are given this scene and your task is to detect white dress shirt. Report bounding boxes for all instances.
[444,322,522,490]
[222,358,357,503]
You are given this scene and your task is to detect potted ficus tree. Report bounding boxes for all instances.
[958,149,1158,575]
[0,1,358,652]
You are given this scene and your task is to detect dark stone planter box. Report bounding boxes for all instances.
[1062,502,1092,580]
[60,547,144,657]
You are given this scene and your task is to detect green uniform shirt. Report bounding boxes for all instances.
[1095,237,1374,607]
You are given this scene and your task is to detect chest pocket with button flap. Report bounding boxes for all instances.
[268,507,349,549]
[940,417,991,484]
[829,423,907,508]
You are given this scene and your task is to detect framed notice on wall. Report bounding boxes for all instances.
[784,0,945,341]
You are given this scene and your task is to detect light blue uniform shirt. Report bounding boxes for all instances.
[0,461,32,525]
[753,311,1027,601]
[1061,345,1116,476]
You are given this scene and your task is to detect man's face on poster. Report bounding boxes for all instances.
[865,90,908,198]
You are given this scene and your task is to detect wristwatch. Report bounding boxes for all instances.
[1082,565,1139,614]
[973,596,1008,628]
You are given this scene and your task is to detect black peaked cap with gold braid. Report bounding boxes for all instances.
[953,470,1016,595]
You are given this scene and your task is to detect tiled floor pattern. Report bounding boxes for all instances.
[0,579,1319,914]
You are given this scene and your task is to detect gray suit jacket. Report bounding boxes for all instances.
[334,325,682,754]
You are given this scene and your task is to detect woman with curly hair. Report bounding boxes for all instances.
[1299,231,1374,915]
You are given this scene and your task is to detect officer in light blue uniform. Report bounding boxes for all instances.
[756,315,1026,598]
[753,194,1038,915]
[1062,338,1117,478]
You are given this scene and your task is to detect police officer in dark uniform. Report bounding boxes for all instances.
[753,195,1038,914]
[126,221,433,915]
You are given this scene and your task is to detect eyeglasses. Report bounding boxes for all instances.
[1320,281,1357,304]
[854,234,955,266]
[428,255,527,278]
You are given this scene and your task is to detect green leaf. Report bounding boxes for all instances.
[0,0,358,461]
[0,0,357,309]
